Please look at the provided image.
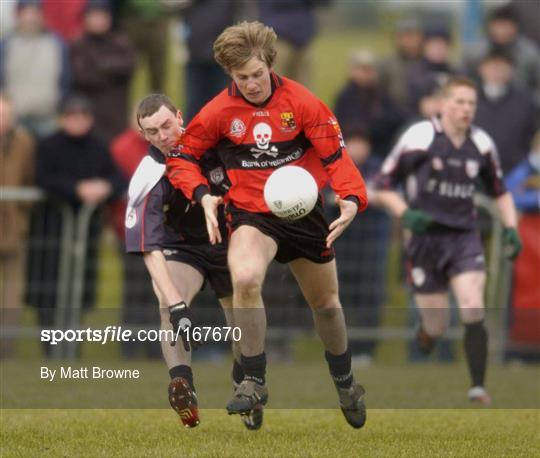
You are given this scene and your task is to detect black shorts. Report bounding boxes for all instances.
[227,200,335,264]
[163,242,232,298]
[406,227,485,294]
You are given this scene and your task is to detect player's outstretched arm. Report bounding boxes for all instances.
[326,196,358,248]
[201,194,223,245]
[495,192,522,260]
[374,190,408,218]
[495,192,518,229]
[374,190,433,234]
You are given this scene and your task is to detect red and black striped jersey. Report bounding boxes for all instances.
[166,74,367,214]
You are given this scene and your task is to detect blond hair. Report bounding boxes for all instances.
[213,21,277,73]
[439,76,477,98]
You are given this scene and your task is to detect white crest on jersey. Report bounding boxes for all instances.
[230,118,246,137]
[127,155,166,208]
[253,122,272,150]
[125,206,137,229]
[209,167,224,185]
[465,159,479,178]
[411,267,426,286]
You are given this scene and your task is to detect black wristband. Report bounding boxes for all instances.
[193,185,210,204]
[343,195,360,208]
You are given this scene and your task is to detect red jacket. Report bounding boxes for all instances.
[167,74,368,213]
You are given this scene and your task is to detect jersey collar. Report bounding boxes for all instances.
[228,72,284,107]
[431,116,444,134]
[148,145,165,164]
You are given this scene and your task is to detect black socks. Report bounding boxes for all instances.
[325,348,353,389]
[464,321,488,387]
[232,358,245,385]
[169,364,194,390]
[241,353,266,385]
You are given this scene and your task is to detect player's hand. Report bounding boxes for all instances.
[326,196,358,248]
[502,227,522,260]
[168,301,201,352]
[401,208,433,234]
[201,194,223,245]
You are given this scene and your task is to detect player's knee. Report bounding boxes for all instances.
[461,307,485,324]
[423,320,448,338]
[305,286,340,309]
[232,270,264,300]
[458,294,484,309]
[311,296,342,318]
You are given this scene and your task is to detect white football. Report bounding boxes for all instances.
[264,166,318,221]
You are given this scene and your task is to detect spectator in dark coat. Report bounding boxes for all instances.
[474,51,538,174]
[334,50,406,158]
[406,24,457,116]
[27,95,125,356]
[463,4,540,103]
[70,0,136,143]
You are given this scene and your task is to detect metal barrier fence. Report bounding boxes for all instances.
[0,186,513,361]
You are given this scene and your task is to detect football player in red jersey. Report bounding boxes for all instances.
[166,21,368,428]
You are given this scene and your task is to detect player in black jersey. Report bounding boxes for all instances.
[375,77,522,405]
[125,94,260,429]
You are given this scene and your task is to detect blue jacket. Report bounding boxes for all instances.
[505,156,540,213]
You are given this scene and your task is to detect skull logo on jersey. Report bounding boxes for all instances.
[253,123,272,150]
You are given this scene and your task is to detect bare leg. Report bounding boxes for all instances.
[289,257,366,428]
[288,258,347,355]
[228,225,277,357]
[451,271,489,394]
[219,296,241,362]
[153,261,204,369]
[414,292,451,338]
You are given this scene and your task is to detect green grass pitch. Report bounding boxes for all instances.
[2,409,538,457]
[2,361,539,457]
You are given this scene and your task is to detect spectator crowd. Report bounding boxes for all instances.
[0,0,538,362]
